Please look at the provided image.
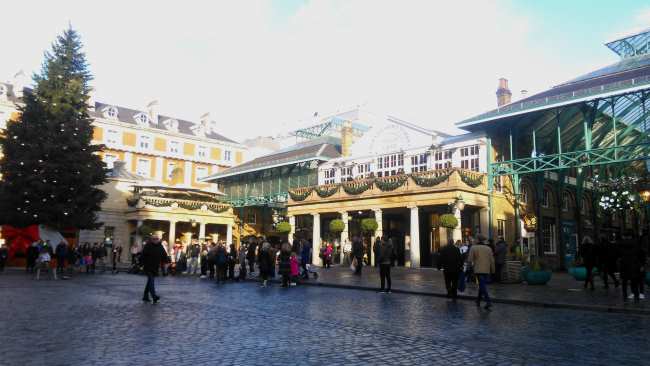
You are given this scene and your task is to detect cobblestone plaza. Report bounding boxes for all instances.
[1,272,649,365]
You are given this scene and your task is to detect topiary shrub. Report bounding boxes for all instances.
[329,219,345,233]
[276,221,292,234]
[439,214,458,228]
[360,218,378,233]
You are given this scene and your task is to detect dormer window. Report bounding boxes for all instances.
[0,84,6,99]
[163,118,179,132]
[134,113,150,127]
[102,106,119,120]
[190,124,205,137]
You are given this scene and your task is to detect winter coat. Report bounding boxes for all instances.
[0,247,8,261]
[278,250,291,275]
[141,240,168,275]
[598,241,619,271]
[438,244,463,273]
[378,240,394,265]
[619,239,646,279]
[290,256,299,276]
[258,249,273,274]
[352,239,364,258]
[580,241,598,267]
[494,241,507,265]
[188,244,201,258]
[469,243,495,275]
[55,244,67,259]
[216,246,227,266]
[300,242,312,265]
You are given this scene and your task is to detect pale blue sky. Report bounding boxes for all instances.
[1,1,649,140]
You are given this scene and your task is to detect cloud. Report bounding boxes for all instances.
[0,0,618,140]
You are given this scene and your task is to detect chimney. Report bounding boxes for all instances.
[12,70,27,98]
[340,120,353,157]
[496,78,512,107]
[200,112,211,133]
[147,100,159,123]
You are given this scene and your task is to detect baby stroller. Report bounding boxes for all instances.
[302,263,319,280]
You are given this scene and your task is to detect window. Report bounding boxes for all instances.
[581,195,590,215]
[324,168,336,184]
[106,129,120,144]
[460,147,469,157]
[470,145,480,155]
[138,135,151,150]
[542,220,556,254]
[168,140,180,154]
[0,84,6,97]
[340,167,352,182]
[542,189,550,208]
[562,192,570,211]
[357,163,370,179]
[444,151,452,160]
[134,113,150,126]
[470,158,479,172]
[197,145,208,159]
[497,219,506,238]
[163,119,178,132]
[224,150,232,162]
[136,158,151,177]
[167,162,178,180]
[102,153,118,169]
[434,151,442,161]
[444,161,451,169]
[520,186,529,204]
[494,176,503,192]
[195,166,208,182]
[104,226,115,242]
[410,153,428,172]
[246,210,256,224]
[102,106,118,120]
[461,160,469,169]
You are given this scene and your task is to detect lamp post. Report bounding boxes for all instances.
[449,195,465,242]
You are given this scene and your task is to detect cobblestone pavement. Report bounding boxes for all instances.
[0,271,649,366]
[306,265,650,312]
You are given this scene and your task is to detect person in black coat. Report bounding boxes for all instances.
[247,238,258,274]
[378,238,394,293]
[619,231,646,303]
[227,244,237,280]
[141,234,169,304]
[598,236,620,288]
[351,236,364,275]
[579,236,598,291]
[438,239,463,299]
[258,242,273,287]
[278,243,292,288]
[0,244,8,273]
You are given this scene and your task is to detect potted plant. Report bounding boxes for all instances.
[275,221,291,235]
[360,218,378,234]
[439,213,458,242]
[567,259,599,281]
[521,258,552,285]
[329,219,345,234]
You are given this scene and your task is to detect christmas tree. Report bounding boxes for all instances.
[0,27,107,230]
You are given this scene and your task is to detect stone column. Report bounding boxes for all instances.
[198,222,206,240]
[340,211,349,264]
[134,220,143,248]
[409,205,420,268]
[288,215,296,245]
[479,207,489,237]
[168,220,177,254]
[312,213,321,266]
[226,223,233,245]
[372,208,383,266]
[453,207,463,243]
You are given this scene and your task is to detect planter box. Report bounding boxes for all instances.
[569,267,599,281]
[521,266,552,285]
[502,260,522,283]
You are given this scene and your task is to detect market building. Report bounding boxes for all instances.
[457,28,650,269]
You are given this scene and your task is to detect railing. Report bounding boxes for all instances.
[287,168,486,203]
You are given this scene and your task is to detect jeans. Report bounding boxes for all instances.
[143,274,157,300]
[380,263,391,291]
[186,257,199,274]
[494,263,503,283]
[355,256,363,275]
[477,274,491,305]
[458,271,466,292]
[443,270,459,298]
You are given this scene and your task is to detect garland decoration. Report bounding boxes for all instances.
[288,188,313,201]
[375,175,408,191]
[411,170,451,187]
[458,170,484,188]
[342,180,373,195]
[140,197,230,213]
[315,184,339,198]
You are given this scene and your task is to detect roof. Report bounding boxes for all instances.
[457,53,650,129]
[605,27,650,58]
[93,102,240,144]
[203,137,341,181]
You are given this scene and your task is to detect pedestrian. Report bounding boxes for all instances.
[68,244,79,274]
[26,241,40,273]
[493,236,507,283]
[36,242,56,280]
[279,242,292,288]
[320,243,331,269]
[141,232,169,304]
[438,239,463,299]
[373,236,382,268]
[378,237,394,293]
[215,242,227,284]
[290,251,299,286]
[0,244,8,273]
[55,241,67,274]
[300,239,312,279]
[619,230,645,303]
[185,240,201,275]
[258,242,273,287]
[579,236,597,291]
[227,243,237,280]
[352,236,364,275]
[111,244,120,274]
[343,239,352,265]
[238,243,248,281]
[207,243,217,279]
[469,234,495,310]
[458,240,469,293]
[199,243,208,279]
[598,236,620,289]
[247,238,257,274]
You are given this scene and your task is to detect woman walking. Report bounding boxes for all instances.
[258,242,273,287]
[278,243,292,288]
[579,236,597,291]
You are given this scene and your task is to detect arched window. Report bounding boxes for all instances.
[562,191,571,211]
[520,184,529,204]
[163,118,178,132]
[542,188,551,208]
[134,113,150,127]
[102,106,118,120]
[0,84,6,98]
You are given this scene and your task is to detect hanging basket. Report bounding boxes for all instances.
[342,180,372,195]
[375,175,408,191]
[411,170,451,187]
[275,221,291,234]
[360,218,378,233]
[315,184,339,198]
[329,219,345,233]
[288,188,313,201]
[439,214,458,229]
[458,170,483,188]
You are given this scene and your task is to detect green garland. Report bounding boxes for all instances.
[141,197,229,213]
[411,171,451,187]
[375,175,408,191]
[288,188,313,201]
[342,180,373,195]
[315,185,339,198]
[459,170,484,188]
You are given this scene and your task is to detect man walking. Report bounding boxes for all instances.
[352,236,364,275]
[142,233,168,304]
[620,230,645,303]
[469,234,495,310]
[493,237,507,283]
[185,239,201,275]
[438,239,463,299]
[0,244,8,273]
[378,237,394,293]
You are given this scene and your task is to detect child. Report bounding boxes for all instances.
[290,251,299,286]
